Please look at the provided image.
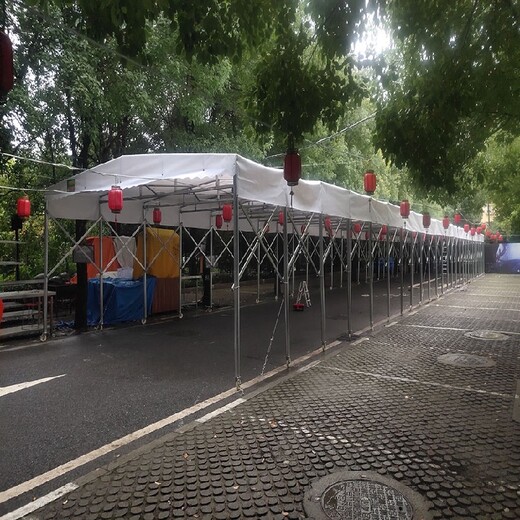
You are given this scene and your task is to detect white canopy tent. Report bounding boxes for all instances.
[43,153,484,387]
[45,153,480,240]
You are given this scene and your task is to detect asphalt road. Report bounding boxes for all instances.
[0,274,434,515]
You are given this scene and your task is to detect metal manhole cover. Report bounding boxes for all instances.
[322,480,413,519]
[464,330,510,341]
[304,471,432,520]
[437,353,496,368]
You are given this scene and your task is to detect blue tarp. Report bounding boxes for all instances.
[87,277,156,325]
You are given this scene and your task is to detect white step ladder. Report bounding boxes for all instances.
[293,281,311,311]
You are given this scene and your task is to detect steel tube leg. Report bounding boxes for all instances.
[319,215,326,350]
[283,207,291,366]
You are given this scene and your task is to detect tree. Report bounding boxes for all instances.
[374,0,520,200]
[472,134,520,235]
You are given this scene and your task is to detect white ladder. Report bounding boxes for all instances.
[295,281,311,307]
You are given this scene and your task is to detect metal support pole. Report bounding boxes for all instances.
[178,223,183,318]
[305,232,309,286]
[319,215,326,350]
[42,208,50,341]
[283,207,291,366]
[340,232,344,288]
[210,223,214,308]
[143,218,148,323]
[434,235,439,298]
[368,218,374,329]
[330,239,334,290]
[427,236,431,301]
[449,236,452,286]
[275,227,279,301]
[400,228,404,315]
[99,217,104,328]
[233,177,241,389]
[346,220,352,339]
[256,228,261,303]
[419,233,423,304]
[386,228,391,320]
[410,234,414,309]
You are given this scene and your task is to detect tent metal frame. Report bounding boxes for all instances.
[42,174,484,392]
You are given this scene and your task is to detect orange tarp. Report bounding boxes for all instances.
[133,228,180,279]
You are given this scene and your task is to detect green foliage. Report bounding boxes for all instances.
[473,135,520,234]
[375,1,520,201]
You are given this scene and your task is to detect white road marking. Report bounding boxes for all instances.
[196,398,245,423]
[435,304,520,312]
[0,337,340,506]
[0,483,78,520]
[402,324,470,332]
[0,375,66,398]
[319,366,513,399]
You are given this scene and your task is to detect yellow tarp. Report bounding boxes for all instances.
[133,227,180,279]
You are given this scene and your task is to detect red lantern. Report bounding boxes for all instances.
[481,223,486,231]
[454,212,462,225]
[152,207,162,225]
[324,216,332,234]
[476,226,482,235]
[422,212,431,229]
[353,222,362,235]
[400,200,410,219]
[363,170,376,195]
[0,32,14,97]
[108,186,123,214]
[379,225,388,239]
[278,211,284,226]
[463,223,470,233]
[215,214,223,229]
[442,216,450,230]
[470,227,476,236]
[485,230,491,238]
[490,233,496,241]
[16,196,31,219]
[222,204,233,223]
[284,150,301,187]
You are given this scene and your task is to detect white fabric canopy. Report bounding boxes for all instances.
[45,153,482,241]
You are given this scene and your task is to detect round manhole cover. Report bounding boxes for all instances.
[304,471,432,520]
[322,480,412,519]
[464,330,510,341]
[437,353,496,368]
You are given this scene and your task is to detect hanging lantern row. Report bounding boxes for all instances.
[353,222,362,235]
[16,196,31,219]
[363,170,376,196]
[400,199,410,219]
[152,207,162,225]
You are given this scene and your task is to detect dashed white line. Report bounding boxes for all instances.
[319,366,512,399]
[0,375,66,398]
[0,483,78,520]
